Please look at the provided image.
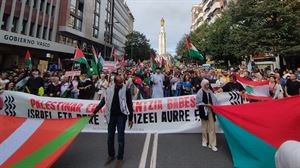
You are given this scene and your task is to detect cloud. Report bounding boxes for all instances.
[127,0,200,55]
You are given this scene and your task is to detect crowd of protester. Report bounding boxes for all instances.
[0,63,299,100]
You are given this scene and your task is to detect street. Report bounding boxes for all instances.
[53,133,232,168]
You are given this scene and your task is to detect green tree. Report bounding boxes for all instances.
[176,0,300,65]
[204,13,239,65]
[189,22,209,55]
[175,35,188,58]
[125,31,151,61]
[259,0,300,56]
[228,0,300,57]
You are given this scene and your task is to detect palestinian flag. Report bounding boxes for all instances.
[185,37,204,61]
[74,48,91,77]
[110,48,118,62]
[97,52,105,71]
[25,50,32,70]
[91,46,99,75]
[0,115,89,167]
[212,96,300,168]
[236,75,271,100]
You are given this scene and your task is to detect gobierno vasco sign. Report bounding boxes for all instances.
[3,34,50,47]
[0,30,75,54]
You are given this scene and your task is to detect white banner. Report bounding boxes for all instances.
[0,91,242,133]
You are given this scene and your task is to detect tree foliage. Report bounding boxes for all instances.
[176,0,300,64]
[125,31,151,61]
[175,35,188,59]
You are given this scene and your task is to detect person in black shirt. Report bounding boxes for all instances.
[25,70,44,95]
[91,76,133,168]
[285,74,300,97]
[220,75,245,92]
[163,72,172,97]
[78,74,93,99]
[46,77,61,97]
[191,71,202,93]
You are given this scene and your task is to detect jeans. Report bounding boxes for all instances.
[107,114,127,160]
[71,91,78,99]
[172,90,179,97]
[164,88,171,97]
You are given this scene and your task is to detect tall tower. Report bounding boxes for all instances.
[158,18,166,56]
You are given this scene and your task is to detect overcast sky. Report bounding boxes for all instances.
[127,0,200,55]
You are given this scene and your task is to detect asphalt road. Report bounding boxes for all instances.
[52,133,233,168]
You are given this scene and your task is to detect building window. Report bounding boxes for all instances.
[93,0,100,38]
[33,0,37,8]
[1,14,9,30]
[21,20,27,34]
[11,17,18,33]
[68,15,75,27]
[77,2,83,18]
[49,29,52,41]
[37,25,41,38]
[51,6,55,16]
[43,27,47,39]
[94,15,99,26]
[70,0,76,13]
[93,29,99,38]
[105,0,113,43]
[40,0,44,11]
[46,3,50,15]
[26,0,30,6]
[95,0,100,14]
[75,19,82,30]
[69,0,83,31]
[30,23,34,36]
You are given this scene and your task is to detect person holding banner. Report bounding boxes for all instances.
[196,79,218,152]
[91,76,133,168]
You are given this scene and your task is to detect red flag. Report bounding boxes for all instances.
[212,96,300,148]
[211,96,300,167]
[73,48,91,77]
[25,50,32,70]
[73,48,85,60]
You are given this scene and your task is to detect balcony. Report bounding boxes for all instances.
[192,12,204,25]
[203,1,222,22]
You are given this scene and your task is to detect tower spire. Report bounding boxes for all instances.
[160,18,165,27]
[158,18,166,56]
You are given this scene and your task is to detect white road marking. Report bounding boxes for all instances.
[150,133,158,168]
[138,133,151,168]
